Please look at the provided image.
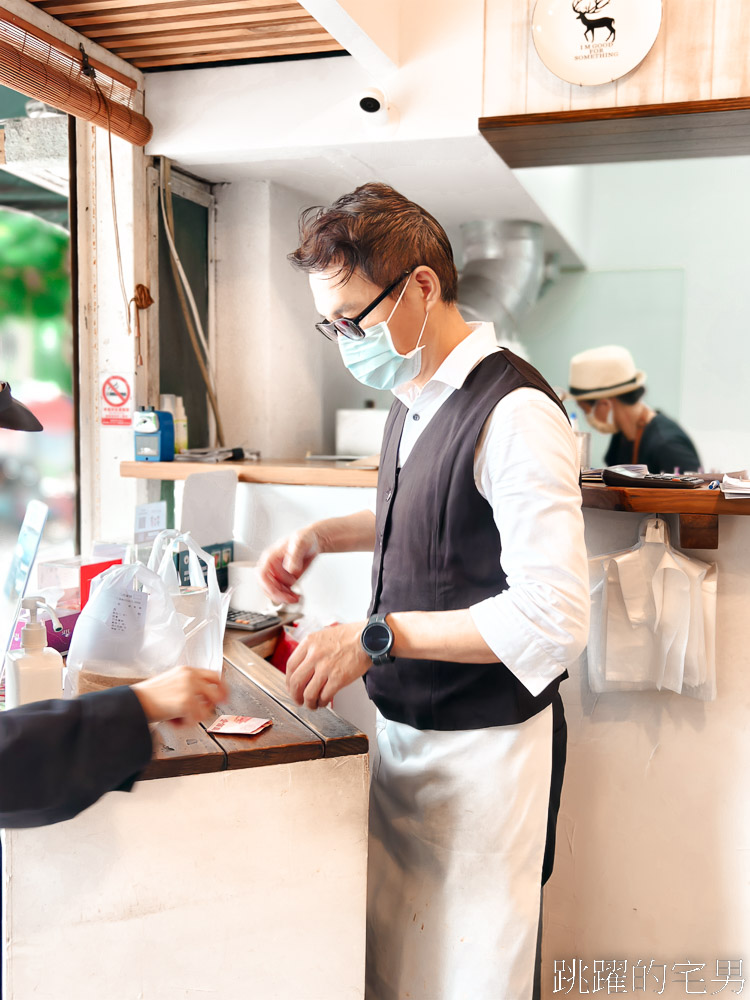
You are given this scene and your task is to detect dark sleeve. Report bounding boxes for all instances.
[0,686,153,829]
[647,427,701,474]
[604,433,627,467]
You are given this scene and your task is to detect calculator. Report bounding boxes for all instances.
[602,467,704,489]
[226,609,283,631]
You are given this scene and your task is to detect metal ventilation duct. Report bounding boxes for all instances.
[456,220,545,338]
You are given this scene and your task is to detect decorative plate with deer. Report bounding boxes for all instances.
[531,0,662,87]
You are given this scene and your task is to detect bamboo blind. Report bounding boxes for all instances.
[0,7,152,144]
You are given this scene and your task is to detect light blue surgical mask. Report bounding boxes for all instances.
[337,276,429,391]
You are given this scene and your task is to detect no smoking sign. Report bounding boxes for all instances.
[100,373,134,427]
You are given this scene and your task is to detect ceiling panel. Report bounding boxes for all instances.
[27,0,344,70]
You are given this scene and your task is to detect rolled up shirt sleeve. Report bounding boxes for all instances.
[469,387,590,696]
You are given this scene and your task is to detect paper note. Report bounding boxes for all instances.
[107,589,147,638]
[207,715,272,736]
[134,501,168,544]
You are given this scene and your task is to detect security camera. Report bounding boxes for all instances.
[356,88,398,129]
[358,88,386,114]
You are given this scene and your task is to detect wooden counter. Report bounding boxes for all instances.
[143,648,367,781]
[120,458,379,488]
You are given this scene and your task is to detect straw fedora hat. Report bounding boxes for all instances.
[568,346,647,402]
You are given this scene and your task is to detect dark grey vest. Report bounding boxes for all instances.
[365,349,572,730]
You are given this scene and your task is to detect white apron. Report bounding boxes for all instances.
[365,705,553,1000]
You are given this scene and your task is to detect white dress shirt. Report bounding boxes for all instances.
[390,322,590,698]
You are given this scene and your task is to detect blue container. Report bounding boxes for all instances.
[134,408,175,462]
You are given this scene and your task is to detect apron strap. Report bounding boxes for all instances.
[632,415,648,464]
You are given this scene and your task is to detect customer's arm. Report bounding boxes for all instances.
[0,665,225,829]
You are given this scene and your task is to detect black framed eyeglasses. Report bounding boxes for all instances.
[315,268,414,342]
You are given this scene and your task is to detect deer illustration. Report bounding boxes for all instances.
[572,0,616,42]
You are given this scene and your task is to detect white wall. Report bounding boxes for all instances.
[519,269,685,469]
[214,178,390,457]
[214,178,327,458]
[543,509,750,999]
[516,157,750,472]
[582,157,750,472]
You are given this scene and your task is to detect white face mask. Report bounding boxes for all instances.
[585,401,618,435]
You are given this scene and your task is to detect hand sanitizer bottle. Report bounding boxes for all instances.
[4,598,65,708]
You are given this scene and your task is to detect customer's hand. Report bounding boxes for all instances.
[257,525,320,604]
[132,665,227,725]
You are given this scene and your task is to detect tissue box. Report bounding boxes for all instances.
[36,556,123,610]
[10,610,81,655]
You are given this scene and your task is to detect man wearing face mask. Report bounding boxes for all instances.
[568,346,701,474]
[258,183,589,1000]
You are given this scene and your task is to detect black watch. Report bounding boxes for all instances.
[361,614,395,667]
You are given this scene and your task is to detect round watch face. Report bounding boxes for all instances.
[531,0,662,87]
[364,622,392,655]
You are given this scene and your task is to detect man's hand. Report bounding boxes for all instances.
[257,526,320,604]
[132,665,227,725]
[286,622,370,709]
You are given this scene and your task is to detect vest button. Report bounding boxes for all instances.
[412,413,420,421]
[384,489,393,502]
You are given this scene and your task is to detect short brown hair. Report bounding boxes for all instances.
[288,182,458,303]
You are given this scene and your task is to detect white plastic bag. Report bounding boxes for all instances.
[65,562,187,696]
[148,529,230,673]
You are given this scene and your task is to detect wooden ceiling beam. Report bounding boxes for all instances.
[81,10,312,36]
[38,0,298,17]
[99,23,325,48]
[133,37,341,67]
[109,27,332,56]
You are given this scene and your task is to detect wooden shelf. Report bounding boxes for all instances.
[121,463,747,547]
[581,483,750,550]
[479,97,750,168]
[581,483,750,516]
[120,459,378,489]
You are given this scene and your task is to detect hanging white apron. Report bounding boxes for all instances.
[365,704,553,1000]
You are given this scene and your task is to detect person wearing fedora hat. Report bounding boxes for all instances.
[0,385,226,827]
[568,346,700,474]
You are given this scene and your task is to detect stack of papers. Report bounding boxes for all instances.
[720,472,750,498]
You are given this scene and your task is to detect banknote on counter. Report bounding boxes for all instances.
[207,715,272,736]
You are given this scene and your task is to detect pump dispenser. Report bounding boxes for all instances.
[4,598,64,708]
